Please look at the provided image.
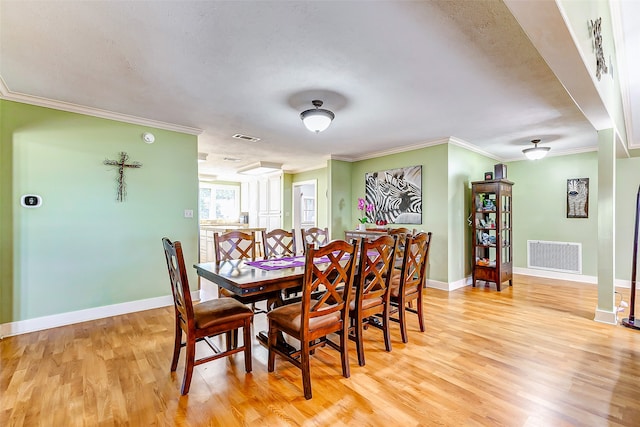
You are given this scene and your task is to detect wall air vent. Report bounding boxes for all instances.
[527,240,582,274]
[232,134,260,142]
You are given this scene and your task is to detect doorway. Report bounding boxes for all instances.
[293,179,317,232]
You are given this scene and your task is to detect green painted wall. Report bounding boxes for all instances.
[1,100,12,323]
[447,144,496,282]
[1,100,198,323]
[616,157,640,282]
[507,152,599,276]
[350,144,449,282]
[328,160,353,240]
[292,167,328,229]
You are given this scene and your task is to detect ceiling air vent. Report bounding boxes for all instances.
[232,133,260,142]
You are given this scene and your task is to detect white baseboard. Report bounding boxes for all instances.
[426,277,471,291]
[594,308,618,325]
[513,267,597,284]
[514,267,632,289]
[0,292,198,338]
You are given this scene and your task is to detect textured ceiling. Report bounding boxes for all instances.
[0,0,634,180]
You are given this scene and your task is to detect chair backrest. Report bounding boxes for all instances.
[356,235,397,307]
[388,227,415,264]
[262,229,296,259]
[301,227,329,252]
[398,232,432,296]
[162,237,194,328]
[301,239,358,336]
[213,231,256,262]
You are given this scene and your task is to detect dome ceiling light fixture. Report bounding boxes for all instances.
[523,139,550,160]
[300,100,335,133]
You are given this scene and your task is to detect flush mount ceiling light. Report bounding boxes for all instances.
[300,100,335,133]
[523,139,550,160]
[198,152,208,162]
[237,161,282,175]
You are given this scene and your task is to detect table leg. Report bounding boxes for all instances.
[256,293,297,355]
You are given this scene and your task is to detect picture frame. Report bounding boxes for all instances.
[567,178,589,218]
[365,165,422,224]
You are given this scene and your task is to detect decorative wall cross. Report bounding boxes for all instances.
[104,152,142,202]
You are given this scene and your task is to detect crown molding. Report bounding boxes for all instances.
[331,137,453,163]
[447,136,503,161]
[330,136,503,163]
[0,76,202,135]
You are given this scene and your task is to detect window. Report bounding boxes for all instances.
[199,183,240,221]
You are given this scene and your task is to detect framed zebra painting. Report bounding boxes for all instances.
[365,165,422,224]
[567,178,589,218]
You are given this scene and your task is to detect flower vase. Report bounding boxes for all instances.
[357,223,367,231]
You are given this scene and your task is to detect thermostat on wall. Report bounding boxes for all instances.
[21,194,42,208]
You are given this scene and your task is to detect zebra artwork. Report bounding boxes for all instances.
[365,165,422,224]
[567,178,589,218]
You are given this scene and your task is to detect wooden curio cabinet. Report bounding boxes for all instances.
[471,179,513,291]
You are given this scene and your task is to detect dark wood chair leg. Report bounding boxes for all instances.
[383,308,392,352]
[301,339,313,400]
[417,295,425,332]
[171,321,182,372]
[399,297,408,344]
[181,337,196,395]
[267,322,277,372]
[356,315,365,366]
[340,322,351,378]
[225,331,233,351]
[243,319,252,372]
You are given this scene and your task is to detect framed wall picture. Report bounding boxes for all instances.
[365,165,422,224]
[567,178,589,218]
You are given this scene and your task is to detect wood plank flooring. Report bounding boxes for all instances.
[2,275,640,426]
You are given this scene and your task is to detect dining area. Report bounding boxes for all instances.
[164,227,433,399]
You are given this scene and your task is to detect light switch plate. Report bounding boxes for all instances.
[184,209,193,218]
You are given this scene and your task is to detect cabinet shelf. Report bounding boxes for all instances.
[471,179,513,291]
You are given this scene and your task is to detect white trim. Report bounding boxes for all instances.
[594,308,618,325]
[513,267,597,284]
[426,279,450,291]
[426,277,470,292]
[0,292,199,338]
[0,76,202,136]
[615,279,632,289]
[448,137,502,161]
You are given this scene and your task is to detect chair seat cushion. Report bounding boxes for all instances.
[267,302,340,333]
[193,298,253,330]
[352,295,383,311]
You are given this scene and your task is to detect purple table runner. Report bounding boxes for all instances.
[245,250,378,271]
[245,256,307,271]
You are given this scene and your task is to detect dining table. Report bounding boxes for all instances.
[194,256,312,353]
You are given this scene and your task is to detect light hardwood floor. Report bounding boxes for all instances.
[2,275,640,426]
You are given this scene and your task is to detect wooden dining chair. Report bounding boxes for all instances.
[267,239,358,400]
[213,230,267,314]
[387,227,415,267]
[213,230,256,263]
[162,237,253,395]
[262,228,297,259]
[389,232,432,343]
[350,234,397,366]
[300,227,329,253]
